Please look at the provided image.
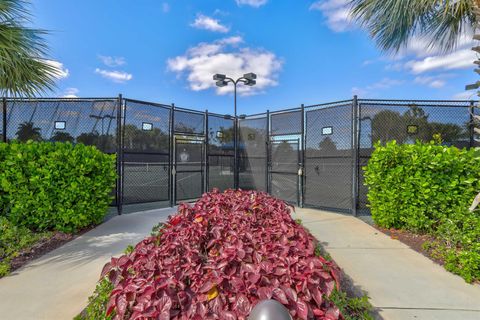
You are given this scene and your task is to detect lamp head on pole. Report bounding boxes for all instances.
[213,74,226,81]
[215,80,228,87]
[243,72,257,80]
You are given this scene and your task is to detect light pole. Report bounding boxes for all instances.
[213,73,257,189]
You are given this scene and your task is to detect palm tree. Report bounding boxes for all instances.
[16,121,41,141]
[0,0,61,97]
[350,0,478,53]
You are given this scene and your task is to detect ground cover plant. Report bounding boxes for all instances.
[80,190,353,319]
[0,217,52,276]
[0,141,116,276]
[364,139,480,282]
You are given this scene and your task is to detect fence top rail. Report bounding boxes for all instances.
[240,112,268,119]
[304,99,354,109]
[269,106,303,115]
[173,105,206,115]
[124,98,172,109]
[358,98,477,105]
[208,112,235,119]
[4,97,118,102]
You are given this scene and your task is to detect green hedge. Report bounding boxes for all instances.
[364,140,480,282]
[0,141,116,233]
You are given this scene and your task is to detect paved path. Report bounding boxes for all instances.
[1,206,479,320]
[292,208,480,320]
[0,207,176,320]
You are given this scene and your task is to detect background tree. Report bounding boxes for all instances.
[16,121,41,141]
[51,131,74,143]
[0,0,61,96]
[319,136,338,153]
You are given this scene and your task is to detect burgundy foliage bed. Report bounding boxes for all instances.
[101,189,343,319]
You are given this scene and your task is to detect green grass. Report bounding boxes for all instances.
[0,217,52,277]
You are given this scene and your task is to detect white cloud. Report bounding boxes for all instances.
[191,14,229,33]
[309,0,354,32]
[453,91,476,100]
[385,62,403,72]
[45,60,69,79]
[95,68,132,83]
[367,78,404,90]
[98,55,126,67]
[62,87,79,98]
[235,0,268,8]
[414,76,446,89]
[405,48,476,74]
[352,78,404,97]
[167,37,283,96]
[162,2,170,13]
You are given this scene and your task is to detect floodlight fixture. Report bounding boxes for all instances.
[216,80,228,87]
[243,72,257,80]
[213,74,226,81]
[245,79,256,86]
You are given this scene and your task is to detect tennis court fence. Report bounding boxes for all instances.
[1,96,477,215]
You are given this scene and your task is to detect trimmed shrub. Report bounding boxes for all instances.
[0,141,116,233]
[364,140,480,282]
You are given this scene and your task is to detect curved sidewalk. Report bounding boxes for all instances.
[292,208,480,320]
[0,207,176,320]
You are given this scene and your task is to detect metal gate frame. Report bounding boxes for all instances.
[173,137,205,203]
[268,138,301,206]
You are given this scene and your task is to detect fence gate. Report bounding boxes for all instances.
[173,138,204,203]
[304,102,354,212]
[268,110,303,205]
[122,99,171,205]
[269,138,300,205]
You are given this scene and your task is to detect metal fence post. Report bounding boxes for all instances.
[352,96,359,216]
[116,94,123,215]
[205,110,209,193]
[170,104,175,207]
[266,110,270,193]
[470,100,475,148]
[300,104,305,208]
[2,97,6,143]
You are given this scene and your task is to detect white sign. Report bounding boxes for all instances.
[322,126,333,135]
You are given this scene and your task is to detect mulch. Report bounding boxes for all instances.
[7,226,95,274]
[374,226,446,266]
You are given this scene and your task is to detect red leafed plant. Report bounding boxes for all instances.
[101,189,343,320]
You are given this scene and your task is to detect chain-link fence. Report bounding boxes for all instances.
[1,96,476,214]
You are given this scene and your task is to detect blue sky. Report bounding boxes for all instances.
[32,0,479,115]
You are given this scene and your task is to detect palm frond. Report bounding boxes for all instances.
[350,0,476,53]
[0,0,59,97]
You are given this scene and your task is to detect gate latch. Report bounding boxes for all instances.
[297,167,303,176]
[172,167,176,175]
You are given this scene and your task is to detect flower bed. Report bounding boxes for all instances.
[93,190,345,319]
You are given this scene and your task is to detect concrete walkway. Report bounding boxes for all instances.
[292,208,480,320]
[0,207,176,320]
[1,206,479,320]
